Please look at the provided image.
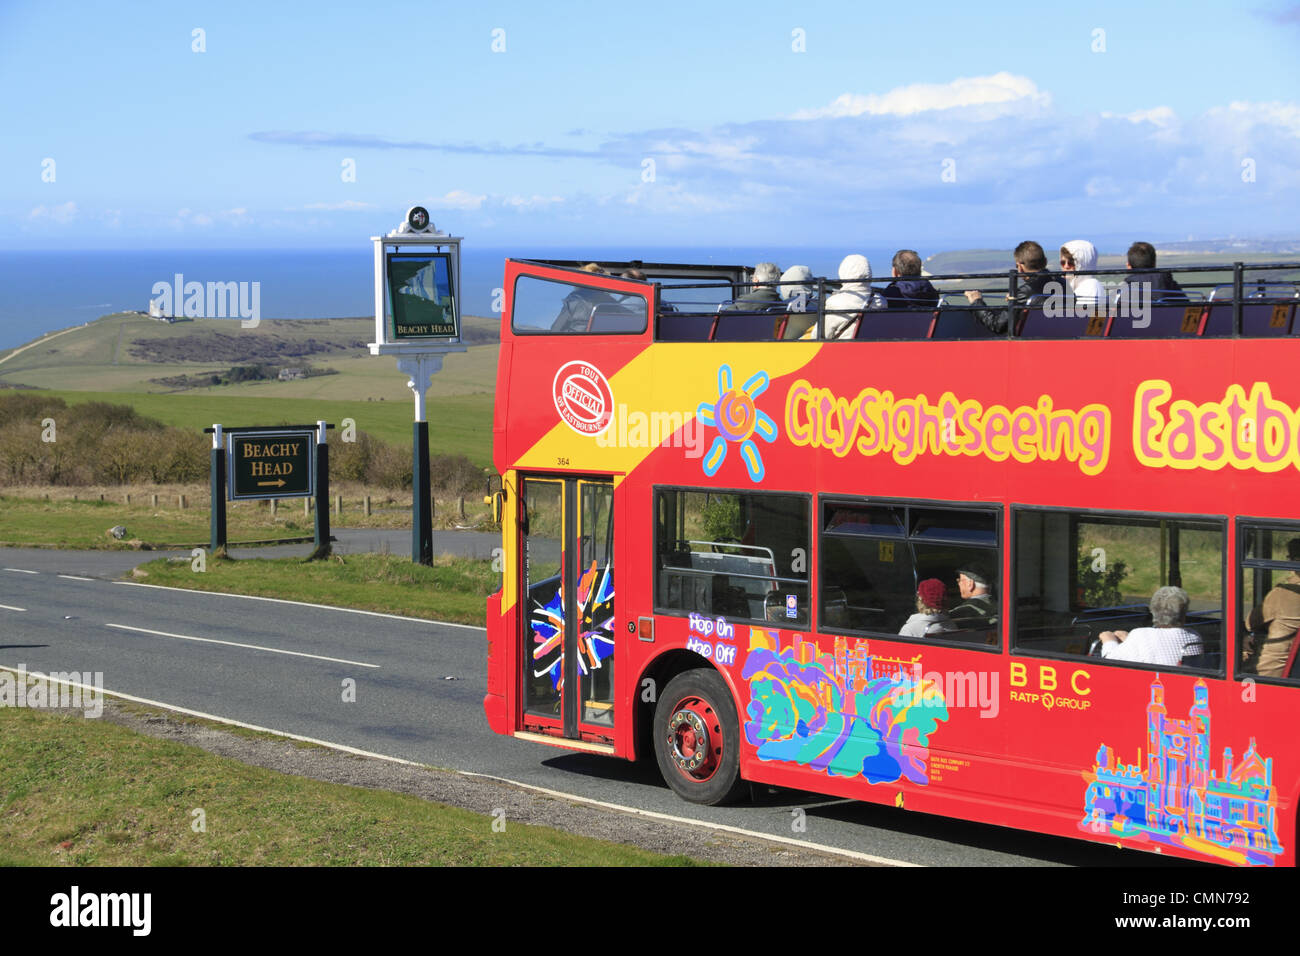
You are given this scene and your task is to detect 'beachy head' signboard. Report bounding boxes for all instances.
[370,207,464,352]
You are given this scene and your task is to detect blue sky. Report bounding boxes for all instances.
[2,0,1298,251]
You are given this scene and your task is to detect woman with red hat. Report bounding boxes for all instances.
[899,578,957,638]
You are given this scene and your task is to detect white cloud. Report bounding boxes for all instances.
[794,72,1050,119]
[425,189,486,210]
[1105,106,1179,128]
[301,200,375,211]
[27,201,78,223]
[502,195,564,208]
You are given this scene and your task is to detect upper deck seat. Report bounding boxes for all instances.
[656,311,716,341]
[853,309,937,341]
[586,304,646,333]
[930,306,1003,340]
[1204,284,1299,336]
[1107,300,1206,338]
[1015,307,1107,339]
[711,306,787,341]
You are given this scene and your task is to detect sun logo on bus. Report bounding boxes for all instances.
[697,364,777,482]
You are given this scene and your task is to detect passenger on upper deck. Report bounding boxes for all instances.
[802,254,885,339]
[780,265,818,338]
[1121,241,1186,302]
[881,250,940,309]
[1098,586,1204,666]
[1244,538,1300,678]
[1059,240,1106,308]
[962,241,1052,334]
[722,262,783,311]
[899,578,958,638]
[551,263,619,332]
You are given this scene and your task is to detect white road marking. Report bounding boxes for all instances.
[0,665,917,868]
[58,574,94,582]
[0,604,26,612]
[115,581,485,631]
[103,623,380,668]
[4,568,38,574]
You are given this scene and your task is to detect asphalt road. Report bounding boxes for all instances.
[0,543,1190,867]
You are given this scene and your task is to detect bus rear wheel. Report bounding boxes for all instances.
[654,669,745,805]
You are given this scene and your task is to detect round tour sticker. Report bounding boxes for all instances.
[553,360,614,436]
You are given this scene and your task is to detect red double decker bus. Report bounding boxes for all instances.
[483,255,1300,866]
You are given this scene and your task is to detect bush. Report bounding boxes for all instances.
[366,441,412,489]
[428,453,487,495]
[332,430,380,483]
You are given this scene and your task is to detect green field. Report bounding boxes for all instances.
[36,388,493,466]
[0,704,699,866]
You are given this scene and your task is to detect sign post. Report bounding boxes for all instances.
[369,207,467,566]
[206,423,333,557]
[210,423,227,554]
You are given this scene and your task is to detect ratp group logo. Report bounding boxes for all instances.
[553,360,614,436]
[697,363,777,481]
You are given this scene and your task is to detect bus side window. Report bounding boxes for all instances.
[819,500,1000,646]
[653,488,810,627]
[1238,523,1300,684]
[1013,508,1224,671]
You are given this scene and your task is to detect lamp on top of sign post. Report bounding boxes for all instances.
[369,207,468,565]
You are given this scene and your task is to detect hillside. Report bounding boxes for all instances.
[0,312,499,398]
[0,312,501,466]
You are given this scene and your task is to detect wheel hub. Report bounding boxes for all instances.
[667,700,718,778]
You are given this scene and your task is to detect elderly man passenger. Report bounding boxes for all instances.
[722,262,783,311]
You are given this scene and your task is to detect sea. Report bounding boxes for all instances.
[0,246,901,351]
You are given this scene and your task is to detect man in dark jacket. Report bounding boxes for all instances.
[881,249,940,309]
[722,262,783,311]
[1121,241,1186,302]
[962,241,1052,333]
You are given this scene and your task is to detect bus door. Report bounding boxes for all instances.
[520,476,616,740]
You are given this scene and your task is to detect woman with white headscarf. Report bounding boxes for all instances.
[780,264,817,338]
[801,254,885,339]
[1059,240,1106,309]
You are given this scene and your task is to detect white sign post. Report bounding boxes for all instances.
[369,207,468,565]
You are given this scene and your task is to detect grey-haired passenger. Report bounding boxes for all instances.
[1098,586,1204,666]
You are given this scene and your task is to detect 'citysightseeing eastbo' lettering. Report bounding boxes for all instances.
[0,665,103,718]
[150,273,261,328]
[594,403,706,458]
[50,886,151,937]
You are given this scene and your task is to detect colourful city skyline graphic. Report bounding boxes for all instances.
[1080,677,1282,865]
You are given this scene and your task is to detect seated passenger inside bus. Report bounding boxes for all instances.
[950,565,996,625]
[898,578,957,637]
[1243,537,1300,678]
[1097,586,1204,666]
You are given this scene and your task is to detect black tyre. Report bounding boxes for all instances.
[653,669,745,805]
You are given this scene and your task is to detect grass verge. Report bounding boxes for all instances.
[0,491,492,550]
[131,552,497,626]
[0,706,698,866]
